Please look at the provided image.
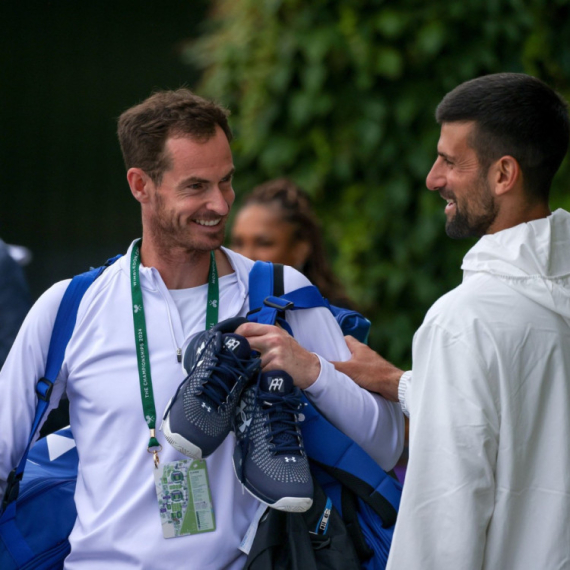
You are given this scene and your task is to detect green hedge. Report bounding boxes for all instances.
[184,0,570,366]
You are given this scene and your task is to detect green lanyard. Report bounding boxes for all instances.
[130,239,219,466]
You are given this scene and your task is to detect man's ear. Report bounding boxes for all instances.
[492,156,521,197]
[127,168,153,204]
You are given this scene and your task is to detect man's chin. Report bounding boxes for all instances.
[193,231,226,252]
[445,216,471,240]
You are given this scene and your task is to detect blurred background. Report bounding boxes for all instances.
[2,0,570,368]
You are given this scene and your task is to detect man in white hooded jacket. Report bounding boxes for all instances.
[335,73,570,569]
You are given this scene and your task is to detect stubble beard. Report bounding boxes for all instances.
[149,194,227,255]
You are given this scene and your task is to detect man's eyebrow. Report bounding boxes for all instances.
[179,176,209,185]
[438,151,453,161]
[178,168,235,187]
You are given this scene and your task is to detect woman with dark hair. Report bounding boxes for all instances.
[230,178,353,307]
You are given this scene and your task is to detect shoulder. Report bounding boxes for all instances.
[423,272,514,333]
[283,265,312,293]
[33,280,72,315]
[11,279,71,355]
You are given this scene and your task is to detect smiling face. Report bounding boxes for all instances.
[426,121,499,239]
[142,127,235,254]
[230,203,310,268]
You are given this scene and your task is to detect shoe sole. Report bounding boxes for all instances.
[161,401,204,460]
[232,454,313,513]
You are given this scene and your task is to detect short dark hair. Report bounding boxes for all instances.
[117,88,232,184]
[436,73,569,201]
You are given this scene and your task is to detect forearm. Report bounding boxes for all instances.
[304,356,405,471]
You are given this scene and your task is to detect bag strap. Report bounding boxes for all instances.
[1,254,121,514]
[300,397,400,527]
[247,261,330,335]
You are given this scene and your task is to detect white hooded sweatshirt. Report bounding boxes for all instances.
[388,209,570,569]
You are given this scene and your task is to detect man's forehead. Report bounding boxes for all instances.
[164,129,233,166]
[438,121,477,153]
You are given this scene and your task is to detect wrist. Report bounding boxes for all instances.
[297,352,321,389]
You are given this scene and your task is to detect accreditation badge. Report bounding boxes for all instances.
[154,458,216,538]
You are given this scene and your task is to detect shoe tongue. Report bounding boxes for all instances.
[259,370,295,395]
[221,333,251,360]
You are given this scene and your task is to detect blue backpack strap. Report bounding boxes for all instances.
[247,260,275,314]
[0,254,121,566]
[247,261,330,335]
[248,262,292,334]
[300,396,401,528]
[14,254,122,480]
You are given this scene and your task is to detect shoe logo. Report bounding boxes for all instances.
[284,457,297,463]
[268,377,284,392]
[201,402,212,413]
[224,337,241,352]
[236,400,252,433]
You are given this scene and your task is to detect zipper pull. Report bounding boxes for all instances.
[176,348,182,363]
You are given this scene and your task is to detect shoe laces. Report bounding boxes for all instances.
[259,389,305,456]
[197,335,259,410]
[236,383,305,482]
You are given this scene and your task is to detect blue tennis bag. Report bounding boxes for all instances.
[0,429,78,569]
[0,256,120,570]
[246,261,402,569]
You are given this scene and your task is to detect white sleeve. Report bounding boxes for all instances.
[0,280,69,501]
[283,266,404,471]
[387,323,498,570]
[398,370,412,417]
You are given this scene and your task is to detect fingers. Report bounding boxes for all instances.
[235,321,275,339]
[331,335,361,372]
[235,321,320,388]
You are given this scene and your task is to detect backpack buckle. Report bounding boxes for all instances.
[36,377,54,402]
[263,296,294,311]
[1,469,23,510]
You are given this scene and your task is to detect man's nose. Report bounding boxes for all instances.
[426,158,445,191]
[207,186,231,215]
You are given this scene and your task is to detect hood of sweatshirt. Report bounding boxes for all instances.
[461,208,570,322]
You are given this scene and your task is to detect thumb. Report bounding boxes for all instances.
[343,335,362,355]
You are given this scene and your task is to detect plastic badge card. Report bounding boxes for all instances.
[154,458,216,538]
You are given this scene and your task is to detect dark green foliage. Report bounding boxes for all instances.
[184,0,570,367]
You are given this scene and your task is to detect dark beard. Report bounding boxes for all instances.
[445,176,498,239]
[445,207,498,239]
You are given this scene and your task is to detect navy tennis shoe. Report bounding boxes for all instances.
[233,370,313,512]
[161,317,261,459]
